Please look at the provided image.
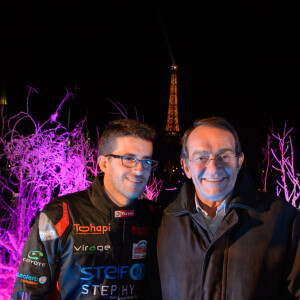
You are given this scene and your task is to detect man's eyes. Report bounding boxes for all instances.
[123,157,151,163]
[123,156,136,162]
[195,156,209,161]
[194,154,233,161]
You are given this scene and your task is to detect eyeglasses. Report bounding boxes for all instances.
[104,154,159,170]
[189,154,238,166]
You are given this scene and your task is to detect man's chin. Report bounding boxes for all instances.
[198,190,229,203]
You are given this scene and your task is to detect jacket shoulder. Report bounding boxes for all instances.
[42,189,89,224]
[256,190,300,217]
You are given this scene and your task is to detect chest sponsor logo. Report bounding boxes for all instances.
[132,240,147,260]
[74,244,111,254]
[82,284,136,297]
[74,223,111,235]
[17,273,47,286]
[114,210,134,218]
[80,263,145,281]
[132,225,149,236]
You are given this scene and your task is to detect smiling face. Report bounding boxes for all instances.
[182,126,244,205]
[98,136,153,207]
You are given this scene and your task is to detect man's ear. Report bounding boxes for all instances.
[98,156,108,173]
[238,152,244,170]
[181,158,192,179]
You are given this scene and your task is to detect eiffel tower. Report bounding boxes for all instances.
[165,65,180,136]
[0,82,7,106]
[156,65,182,189]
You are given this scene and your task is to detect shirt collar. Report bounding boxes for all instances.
[195,192,232,217]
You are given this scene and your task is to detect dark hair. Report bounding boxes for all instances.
[98,119,157,155]
[181,116,242,158]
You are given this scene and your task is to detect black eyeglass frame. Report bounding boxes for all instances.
[104,154,159,170]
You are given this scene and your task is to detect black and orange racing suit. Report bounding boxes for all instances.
[11,174,157,299]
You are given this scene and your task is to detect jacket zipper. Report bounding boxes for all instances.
[117,220,126,300]
[199,210,239,300]
[123,220,126,242]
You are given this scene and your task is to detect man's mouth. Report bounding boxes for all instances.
[201,177,226,182]
[127,177,144,184]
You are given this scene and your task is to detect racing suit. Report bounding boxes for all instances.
[11,174,157,299]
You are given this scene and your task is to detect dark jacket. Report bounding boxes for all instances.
[11,174,157,299]
[157,169,300,300]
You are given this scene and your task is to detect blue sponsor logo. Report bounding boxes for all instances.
[39,276,47,284]
[130,263,145,280]
[17,273,47,284]
[80,263,145,281]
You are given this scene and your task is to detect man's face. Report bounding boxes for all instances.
[182,126,244,203]
[99,136,153,207]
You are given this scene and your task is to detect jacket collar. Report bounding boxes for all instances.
[88,174,137,221]
[165,168,259,216]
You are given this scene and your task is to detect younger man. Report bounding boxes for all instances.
[12,118,158,299]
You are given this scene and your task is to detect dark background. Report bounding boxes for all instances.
[1,0,299,186]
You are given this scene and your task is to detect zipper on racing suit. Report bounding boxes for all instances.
[116,219,126,300]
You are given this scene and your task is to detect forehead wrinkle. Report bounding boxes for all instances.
[191,150,210,157]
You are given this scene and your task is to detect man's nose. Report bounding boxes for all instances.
[205,157,219,171]
[132,160,144,172]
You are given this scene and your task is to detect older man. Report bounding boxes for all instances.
[157,117,300,300]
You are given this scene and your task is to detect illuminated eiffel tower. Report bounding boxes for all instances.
[165,65,180,136]
[156,65,182,188]
[0,82,7,106]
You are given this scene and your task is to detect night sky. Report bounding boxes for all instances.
[1,1,299,180]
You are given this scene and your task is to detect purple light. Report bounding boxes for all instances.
[0,87,98,297]
[0,93,163,297]
[261,123,299,207]
[141,175,163,201]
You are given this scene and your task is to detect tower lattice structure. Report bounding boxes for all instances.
[165,65,179,135]
[0,82,7,106]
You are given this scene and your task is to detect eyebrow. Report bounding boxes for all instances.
[191,148,235,156]
[118,153,153,159]
[191,151,210,156]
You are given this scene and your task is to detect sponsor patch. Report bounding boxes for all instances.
[132,226,149,236]
[23,250,46,267]
[17,273,47,286]
[74,223,111,235]
[132,240,147,259]
[28,250,43,260]
[115,210,134,218]
[39,213,59,241]
[80,263,145,281]
[39,276,47,284]
[81,284,136,297]
[73,244,111,254]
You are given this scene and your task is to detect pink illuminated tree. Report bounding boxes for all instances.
[0,87,98,297]
[261,127,275,192]
[261,124,299,208]
[0,91,163,298]
[142,175,163,201]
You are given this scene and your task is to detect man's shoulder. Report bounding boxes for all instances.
[42,189,90,220]
[256,190,300,217]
